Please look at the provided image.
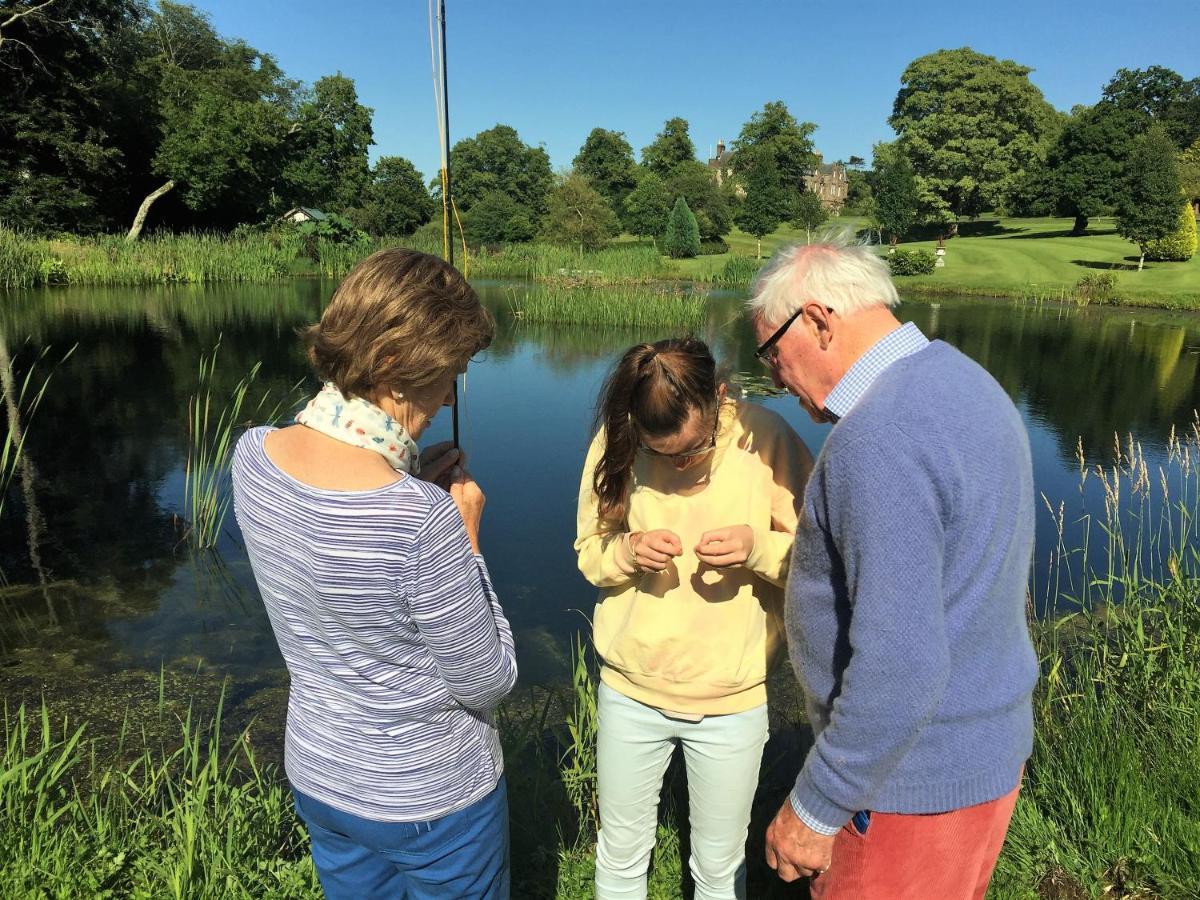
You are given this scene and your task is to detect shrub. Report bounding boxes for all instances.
[886,248,936,275]
[663,197,701,259]
[1074,272,1118,305]
[1144,201,1199,261]
[698,238,730,256]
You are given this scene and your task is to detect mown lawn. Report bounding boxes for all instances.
[664,216,1200,308]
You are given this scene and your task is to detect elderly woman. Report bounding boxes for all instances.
[231,248,518,900]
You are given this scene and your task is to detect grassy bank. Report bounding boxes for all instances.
[6,216,1198,311]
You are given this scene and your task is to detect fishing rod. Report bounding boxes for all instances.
[436,0,461,451]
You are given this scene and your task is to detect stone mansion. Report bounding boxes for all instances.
[706,139,849,212]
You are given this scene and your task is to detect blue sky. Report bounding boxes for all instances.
[200,0,1199,181]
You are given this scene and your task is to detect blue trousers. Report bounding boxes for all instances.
[292,776,510,900]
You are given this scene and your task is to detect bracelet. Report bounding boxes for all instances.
[626,532,644,574]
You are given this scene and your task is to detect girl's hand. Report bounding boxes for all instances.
[695,525,755,568]
[628,529,683,573]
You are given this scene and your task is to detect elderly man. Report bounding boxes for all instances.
[752,238,1038,899]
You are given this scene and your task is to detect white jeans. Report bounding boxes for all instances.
[594,682,769,900]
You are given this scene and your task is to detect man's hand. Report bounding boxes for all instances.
[765,799,836,882]
[694,525,754,568]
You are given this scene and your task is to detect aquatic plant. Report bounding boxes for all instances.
[183,346,304,550]
[508,283,708,329]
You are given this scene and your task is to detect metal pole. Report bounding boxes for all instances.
[438,0,460,450]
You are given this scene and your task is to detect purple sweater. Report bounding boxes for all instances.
[787,340,1038,831]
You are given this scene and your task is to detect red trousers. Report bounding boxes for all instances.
[809,784,1020,900]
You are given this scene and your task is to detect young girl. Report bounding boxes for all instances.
[575,337,812,900]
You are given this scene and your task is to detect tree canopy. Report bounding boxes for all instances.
[641,117,696,178]
[541,173,619,252]
[1048,103,1143,234]
[665,161,731,241]
[1101,66,1200,150]
[890,47,1060,225]
[449,125,553,218]
[872,142,919,245]
[350,156,434,236]
[572,128,638,218]
[622,171,672,243]
[1117,124,1184,269]
[731,101,818,194]
[734,148,788,257]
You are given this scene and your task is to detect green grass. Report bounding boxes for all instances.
[672,216,1200,309]
[0,688,320,898]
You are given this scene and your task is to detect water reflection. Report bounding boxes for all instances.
[1,282,1199,689]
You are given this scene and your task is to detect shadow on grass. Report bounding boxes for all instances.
[1071,259,1142,271]
[1002,228,1119,240]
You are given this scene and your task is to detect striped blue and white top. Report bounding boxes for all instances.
[231,426,518,822]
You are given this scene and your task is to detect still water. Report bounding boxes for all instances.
[2,280,1200,696]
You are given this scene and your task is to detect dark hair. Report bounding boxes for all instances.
[303,248,494,399]
[593,337,719,528]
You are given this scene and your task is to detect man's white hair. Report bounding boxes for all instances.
[746,231,900,326]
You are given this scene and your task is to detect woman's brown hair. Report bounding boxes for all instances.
[593,337,719,528]
[303,248,494,398]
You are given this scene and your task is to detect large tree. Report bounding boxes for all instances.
[1116,124,1183,271]
[665,161,731,241]
[449,124,553,219]
[733,148,788,258]
[572,128,637,219]
[663,196,700,259]
[350,156,434,236]
[730,100,819,203]
[791,189,828,243]
[1180,138,1200,216]
[127,2,300,238]
[279,74,373,214]
[621,171,672,245]
[889,47,1060,231]
[1048,103,1143,234]
[0,0,147,232]
[541,172,618,252]
[1101,66,1200,150]
[641,117,696,178]
[872,142,919,246]
[463,190,535,246]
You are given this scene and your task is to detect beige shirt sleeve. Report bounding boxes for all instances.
[575,429,638,588]
[744,415,814,587]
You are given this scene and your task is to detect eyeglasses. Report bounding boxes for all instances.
[639,411,720,462]
[754,307,805,366]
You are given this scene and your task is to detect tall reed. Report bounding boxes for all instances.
[184,346,304,549]
[508,283,708,329]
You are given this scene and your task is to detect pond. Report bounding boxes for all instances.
[2,280,1199,704]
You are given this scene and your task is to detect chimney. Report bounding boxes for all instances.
[716,138,725,158]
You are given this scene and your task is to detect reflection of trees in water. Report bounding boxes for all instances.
[906,301,1200,463]
[0,285,324,661]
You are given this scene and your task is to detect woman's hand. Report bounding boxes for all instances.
[695,525,755,568]
[448,466,485,554]
[629,529,683,573]
[419,441,464,489]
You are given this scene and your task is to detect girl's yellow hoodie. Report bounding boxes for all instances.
[575,400,812,716]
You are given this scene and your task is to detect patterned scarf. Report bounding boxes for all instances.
[295,382,421,475]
